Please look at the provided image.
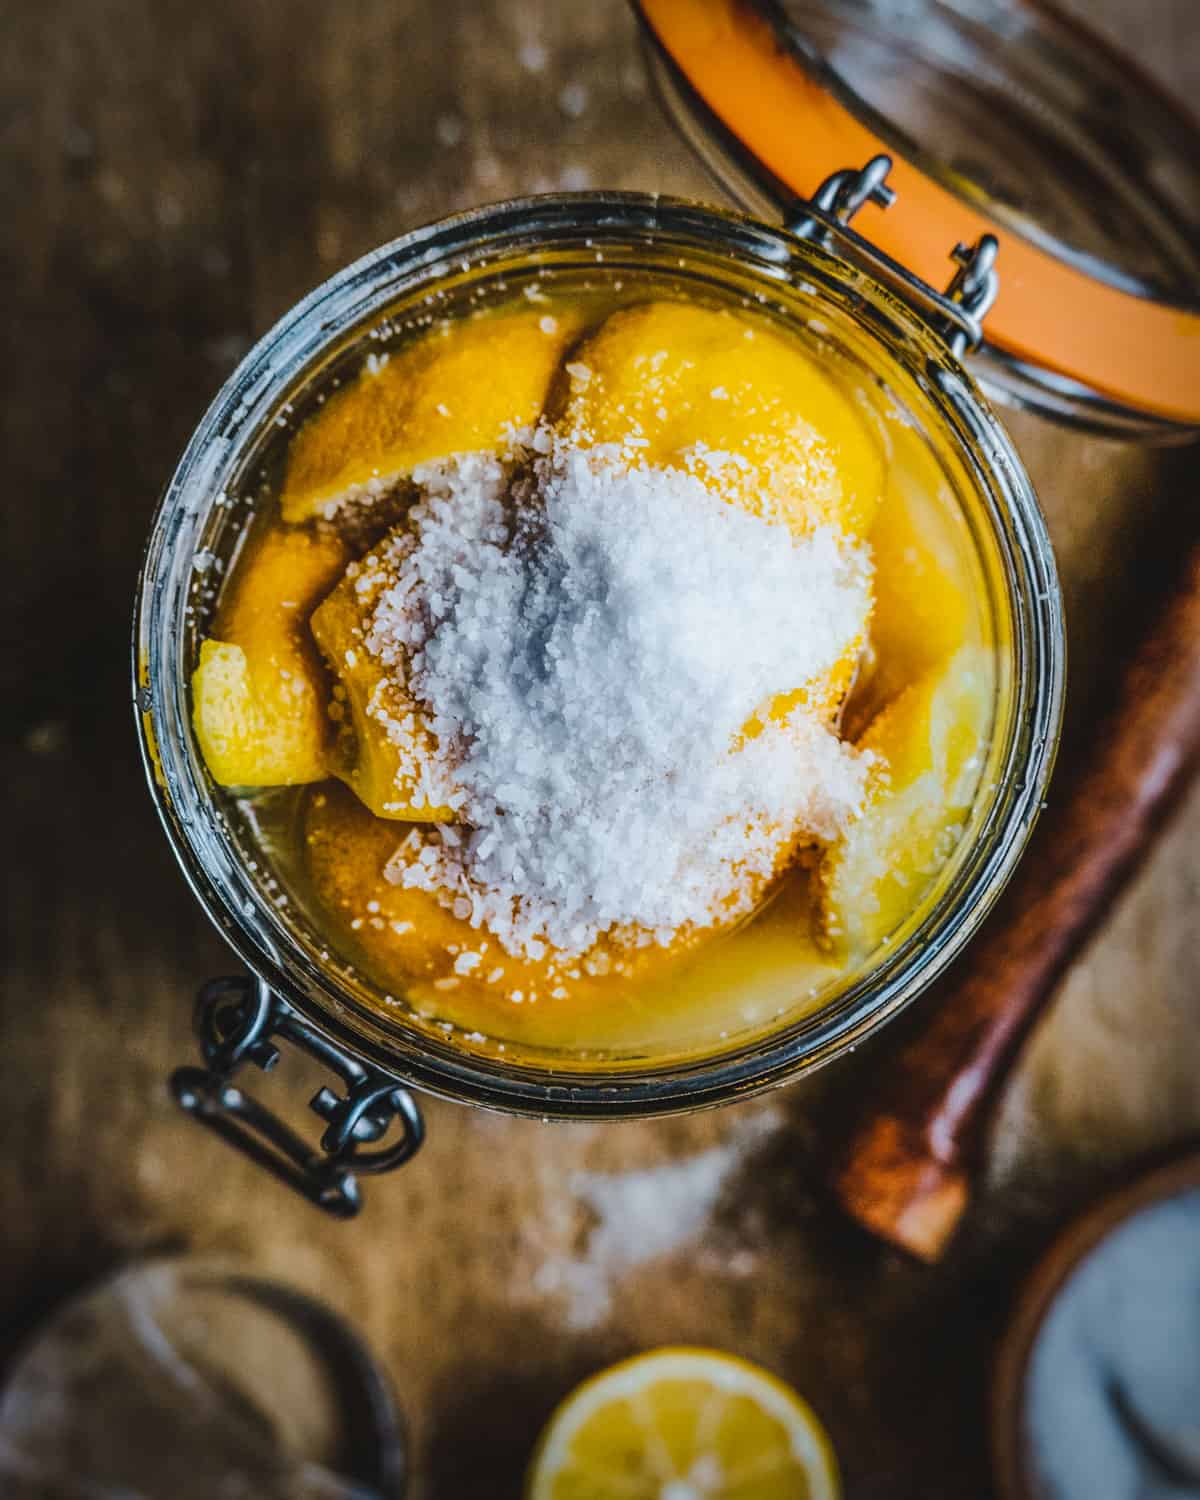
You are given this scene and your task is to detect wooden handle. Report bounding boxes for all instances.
[834,538,1200,1261]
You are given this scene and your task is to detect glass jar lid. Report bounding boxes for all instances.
[634,0,1200,439]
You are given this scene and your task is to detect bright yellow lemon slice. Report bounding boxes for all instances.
[192,526,348,786]
[525,1348,840,1500]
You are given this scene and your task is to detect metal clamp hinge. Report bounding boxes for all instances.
[171,976,424,1218]
[940,233,1000,358]
[786,154,1000,360]
[790,153,896,243]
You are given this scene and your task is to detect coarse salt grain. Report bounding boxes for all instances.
[557,81,589,118]
[363,427,871,962]
[434,114,464,148]
[518,39,548,74]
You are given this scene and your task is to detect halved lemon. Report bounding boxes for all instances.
[525,1347,840,1500]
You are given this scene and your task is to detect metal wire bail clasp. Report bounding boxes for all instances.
[171,976,424,1218]
[784,154,1000,363]
[939,235,1000,358]
[789,152,896,245]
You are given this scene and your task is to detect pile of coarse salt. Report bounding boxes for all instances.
[361,426,872,962]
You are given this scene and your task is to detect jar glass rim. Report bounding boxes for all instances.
[135,190,1065,1118]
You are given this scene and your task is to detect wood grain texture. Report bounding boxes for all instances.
[3,3,1198,1498]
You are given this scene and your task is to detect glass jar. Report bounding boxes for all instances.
[135,193,1063,1213]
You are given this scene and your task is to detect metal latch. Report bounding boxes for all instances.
[171,975,424,1217]
[786,154,1000,360]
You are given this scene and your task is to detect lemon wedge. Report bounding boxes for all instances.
[280,309,584,523]
[192,527,347,786]
[525,1347,840,1500]
[819,645,992,959]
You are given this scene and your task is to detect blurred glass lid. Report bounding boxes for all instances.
[0,1259,406,1499]
[633,0,1200,439]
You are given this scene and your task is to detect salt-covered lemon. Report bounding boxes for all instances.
[818,646,992,959]
[563,301,877,740]
[561,300,884,539]
[743,640,863,738]
[280,310,583,523]
[303,781,545,998]
[525,1347,840,1500]
[310,558,454,822]
[302,782,668,1011]
[192,527,347,786]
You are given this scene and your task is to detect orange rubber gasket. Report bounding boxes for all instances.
[637,0,1200,424]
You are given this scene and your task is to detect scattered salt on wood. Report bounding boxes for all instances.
[531,1110,779,1329]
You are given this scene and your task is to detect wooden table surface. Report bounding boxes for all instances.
[4,2,1198,1496]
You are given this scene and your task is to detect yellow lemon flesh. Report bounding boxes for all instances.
[561,300,884,538]
[525,1347,840,1500]
[280,309,584,523]
[862,460,971,709]
[191,527,348,786]
[818,645,992,960]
